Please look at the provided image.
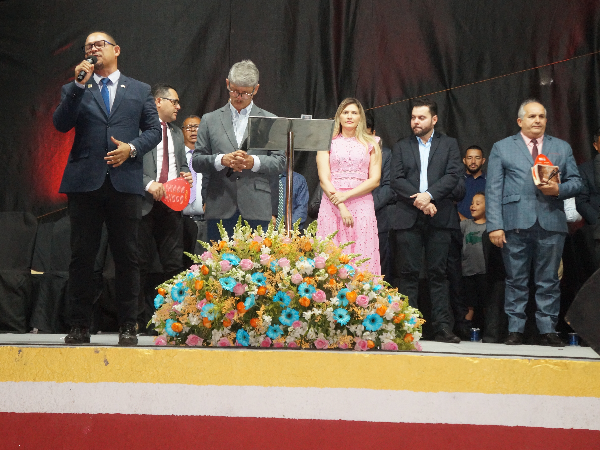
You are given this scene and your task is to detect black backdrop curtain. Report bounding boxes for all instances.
[1,0,600,215]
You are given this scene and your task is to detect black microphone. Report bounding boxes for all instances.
[226,138,248,178]
[76,55,98,82]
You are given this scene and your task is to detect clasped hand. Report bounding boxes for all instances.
[536,177,559,196]
[329,191,349,206]
[222,150,254,172]
[410,192,436,216]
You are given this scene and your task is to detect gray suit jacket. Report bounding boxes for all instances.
[142,123,189,216]
[486,132,582,234]
[192,103,285,221]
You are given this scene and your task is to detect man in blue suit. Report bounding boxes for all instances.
[53,32,161,346]
[486,99,581,346]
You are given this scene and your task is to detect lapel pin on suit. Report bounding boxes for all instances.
[87,84,92,88]
[121,85,126,88]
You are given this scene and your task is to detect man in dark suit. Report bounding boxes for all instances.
[53,32,161,345]
[390,98,462,343]
[576,127,600,271]
[486,99,581,346]
[193,60,285,242]
[138,84,192,331]
[270,171,309,229]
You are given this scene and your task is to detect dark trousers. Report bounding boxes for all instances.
[67,176,141,328]
[393,216,454,333]
[447,228,469,331]
[464,274,506,343]
[378,231,393,283]
[183,215,207,266]
[138,202,184,327]
[207,213,270,243]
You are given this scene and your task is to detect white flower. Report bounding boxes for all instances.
[263,315,272,326]
[303,311,313,320]
[261,246,271,254]
[306,328,317,340]
[188,314,200,326]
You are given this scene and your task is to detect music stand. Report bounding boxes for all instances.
[247,116,335,234]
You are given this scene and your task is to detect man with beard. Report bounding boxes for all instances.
[457,146,487,220]
[390,98,463,343]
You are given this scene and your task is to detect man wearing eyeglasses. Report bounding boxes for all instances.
[193,60,285,241]
[53,31,161,346]
[138,84,192,333]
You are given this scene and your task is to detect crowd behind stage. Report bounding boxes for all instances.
[52,31,599,348]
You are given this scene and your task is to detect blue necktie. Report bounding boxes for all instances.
[100,78,111,114]
[277,174,285,229]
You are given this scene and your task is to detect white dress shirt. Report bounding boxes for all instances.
[75,70,121,110]
[183,146,204,216]
[145,122,178,191]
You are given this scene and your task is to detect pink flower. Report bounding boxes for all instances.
[291,273,303,284]
[382,341,398,351]
[278,258,290,268]
[190,264,199,272]
[356,295,369,308]
[253,235,263,243]
[274,341,284,348]
[338,267,348,279]
[390,302,400,312]
[197,299,207,310]
[292,320,302,329]
[186,335,203,347]
[414,341,423,352]
[218,337,231,347]
[314,337,329,349]
[312,289,326,303]
[239,259,254,270]
[282,236,292,244]
[233,283,247,296]
[354,339,368,351]
[219,260,232,272]
[225,310,236,320]
[260,254,271,265]
[154,336,167,346]
[314,256,326,269]
[287,341,298,348]
[260,337,272,347]
[201,252,212,261]
[338,341,349,350]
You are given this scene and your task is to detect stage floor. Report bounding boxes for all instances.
[0,332,597,360]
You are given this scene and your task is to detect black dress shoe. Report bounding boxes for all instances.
[65,327,90,345]
[434,328,461,343]
[118,323,138,346]
[504,332,524,345]
[538,333,565,347]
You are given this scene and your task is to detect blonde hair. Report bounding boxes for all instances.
[332,98,381,155]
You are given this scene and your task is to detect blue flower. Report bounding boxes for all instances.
[343,264,356,277]
[363,314,383,331]
[154,294,165,309]
[298,282,316,299]
[333,308,351,326]
[186,272,195,280]
[236,329,250,346]
[279,308,299,326]
[219,277,237,291]
[251,272,267,286]
[273,291,291,306]
[337,288,349,306]
[408,316,417,326]
[165,319,179,337]
[221,253,240,266]
[267,324,283,340]
[244,294,256,310]
[373,284,383,292]
[171,283,188,303]
[270,261,279,273]
[201,303,217,320]
[387,295,393,304]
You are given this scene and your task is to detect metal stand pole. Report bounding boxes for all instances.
[285,131,294,235]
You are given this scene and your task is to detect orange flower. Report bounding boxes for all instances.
[302,241,312,252]
[205,292,214,301]
[218,240,227,250]
[346,291,357,303]
[257,286,267,296]
[376,305,387,316]
[171,322,183,333]
[367,340,375,349]
[393,313,406,324]
[327,265,337,275]
[355,273,365,282]
[280,244,290,254]
[249,241,261,252]
[328,278,336,286]
[194,279,204,291]
[223,318,232,327]
[303,277,315,285]
[339,254,350,264]
[236,302,246,313]
[299,297,310,307]
[263,238,272,247]
[202,317,211,328]
[201,265,209,275]
[404,333,414,342]
[250,318,259,328]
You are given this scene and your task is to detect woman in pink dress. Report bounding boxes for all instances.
[316,98,382,274]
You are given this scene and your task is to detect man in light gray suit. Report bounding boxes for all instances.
[486,99,581,346]
[139,84,192,331]
[193,60,285,242]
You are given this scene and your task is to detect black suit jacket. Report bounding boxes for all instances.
[390,132,462,230]
[373,147,396,233]
[53,75,161,195]
[575,156,600,229]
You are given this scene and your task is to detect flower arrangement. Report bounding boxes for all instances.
[151,220,424,351]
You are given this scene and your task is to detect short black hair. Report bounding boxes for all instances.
[474,191,485,198]
[152,83,176,99]
[411,97,438,117]
[186,115,201,121]
[464,145,484,157]
[593,127,600,144]
[365,110,375,131]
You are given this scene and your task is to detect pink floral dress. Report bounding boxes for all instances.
[317,135,380,274]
